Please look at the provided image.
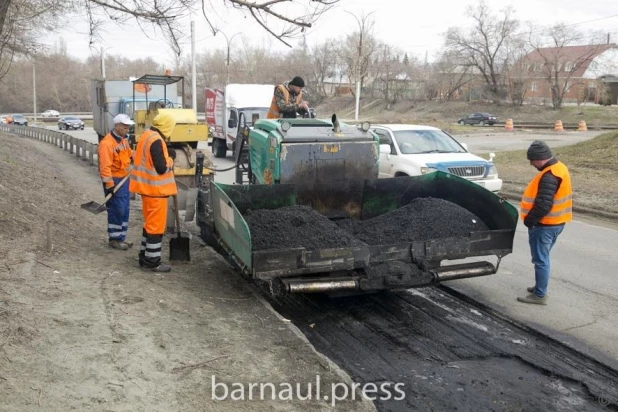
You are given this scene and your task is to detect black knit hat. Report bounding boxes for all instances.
[289,76,305,88]
[527,140,553,160]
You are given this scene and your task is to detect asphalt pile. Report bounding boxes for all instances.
[350,197,489,245]
[245,198,488,251]
[244,205,366,251]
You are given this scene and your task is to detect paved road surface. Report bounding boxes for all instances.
[54,125,618,364]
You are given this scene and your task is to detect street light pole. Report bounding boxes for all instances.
[191,20,197,114]
[33,61,37,122]
[345,11,373,122]
[220,31,241,86]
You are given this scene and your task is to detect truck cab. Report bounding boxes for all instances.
[372,124,502,193]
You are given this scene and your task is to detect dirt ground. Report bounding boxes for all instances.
[0,132,375,411]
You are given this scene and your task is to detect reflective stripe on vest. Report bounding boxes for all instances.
[520,161,573,224]
[267,85,302,119]
[129,130,177,197]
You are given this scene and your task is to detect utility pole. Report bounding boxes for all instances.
[191,20,197,114]
[32,61,37,122]
[101,47,106,78]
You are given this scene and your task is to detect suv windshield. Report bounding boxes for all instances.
[393,130,466,154]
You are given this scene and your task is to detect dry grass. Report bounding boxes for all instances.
[495,131,618,214]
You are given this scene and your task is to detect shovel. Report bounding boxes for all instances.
[81,174,131,215]
[169,194,191,261]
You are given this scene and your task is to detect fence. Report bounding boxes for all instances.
[0,124,99,166]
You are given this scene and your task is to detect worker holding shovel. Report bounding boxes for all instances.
[98,114,134,250]
[130,113,178,273]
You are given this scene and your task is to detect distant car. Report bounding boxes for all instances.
[58,116,84,130]
[458,112,498,126]
[0,115,7,124]
[41,110,60,118]
[11,114,28,126]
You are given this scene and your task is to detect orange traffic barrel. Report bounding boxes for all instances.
[554,120,564,132]
[578,120,587,131]
[505,119,513,131]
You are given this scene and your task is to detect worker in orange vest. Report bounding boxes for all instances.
[98,114,134,250]
[518,140,572,305]
[129,113,177,272]
[267,76,310,119]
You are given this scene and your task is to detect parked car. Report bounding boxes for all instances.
[372,124,502,192]
[457,112,498,126]
[10,114,28,126]
[58,116,84,130]
[0,115,7,124]
[41,110,60,118]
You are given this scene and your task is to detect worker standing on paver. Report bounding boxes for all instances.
[518,140,572,305]
[98,114,134,250]
[267,76,310,119]
[130,113,177,273]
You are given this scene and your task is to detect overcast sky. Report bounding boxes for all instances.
[46,0,618,66]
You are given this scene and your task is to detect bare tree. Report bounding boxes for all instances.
[445,0,518,99]
[371,43,405,107]
[0,0,339,83]
[337,12,378,99]
[528,24,607,109]
[429,50,474,101]
[503,36,531,106]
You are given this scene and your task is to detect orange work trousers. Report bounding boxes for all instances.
[141,195,168,235]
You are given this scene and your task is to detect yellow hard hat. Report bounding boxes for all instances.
[152,112,176,138]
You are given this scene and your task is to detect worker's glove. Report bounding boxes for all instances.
[168,148,177,160]
[105,186,115,198]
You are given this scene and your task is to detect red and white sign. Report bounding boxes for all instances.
[205,88,225,139]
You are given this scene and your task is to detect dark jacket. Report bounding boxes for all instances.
[149,127,168,175]
[524,157,563,227]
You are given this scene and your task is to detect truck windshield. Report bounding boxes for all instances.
[123,101,149,117]
[393,130,466,154]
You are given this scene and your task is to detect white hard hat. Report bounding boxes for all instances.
[113,113,134,126]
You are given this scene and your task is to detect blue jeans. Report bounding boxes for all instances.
[102,176,130,242]
[528,225,564,297]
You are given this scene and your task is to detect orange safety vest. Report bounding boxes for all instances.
[98,132,133,188]
[267,85,303,119]
[129,130,177,197]
[520,161,572,225]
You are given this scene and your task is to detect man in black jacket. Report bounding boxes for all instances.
[518,140,573,305]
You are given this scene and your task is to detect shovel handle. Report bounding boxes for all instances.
[103,173,131,203]
[172,194,181,236]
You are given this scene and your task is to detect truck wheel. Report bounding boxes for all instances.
[213,139,227,158]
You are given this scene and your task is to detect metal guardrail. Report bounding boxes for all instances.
[0,124,99,166]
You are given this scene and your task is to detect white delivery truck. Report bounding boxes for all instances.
[205,84,274,158]
[91,78,177,142]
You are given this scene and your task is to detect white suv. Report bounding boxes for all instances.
[373,124,502,193]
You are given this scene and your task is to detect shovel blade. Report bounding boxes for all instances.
[170,235,191,261]
[81,201,108,215]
